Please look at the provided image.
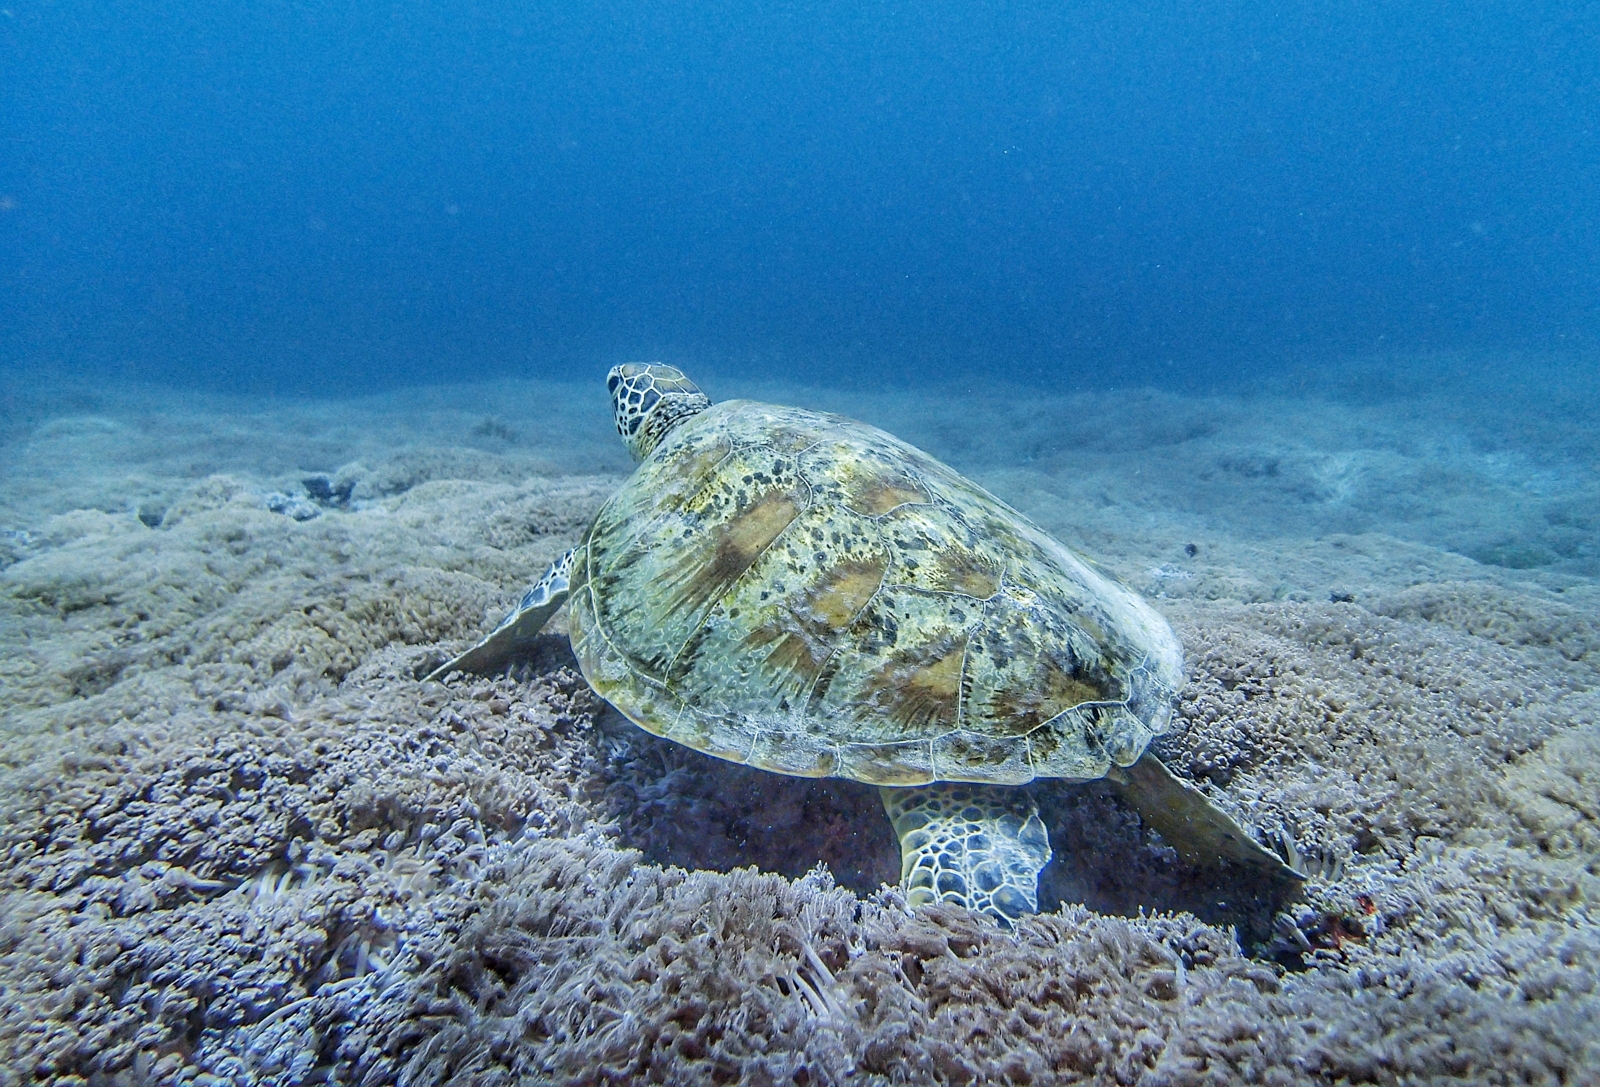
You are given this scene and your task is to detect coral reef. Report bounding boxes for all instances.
[1,376,1597,1084]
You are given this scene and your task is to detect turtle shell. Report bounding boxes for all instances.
[567,400,1184,787]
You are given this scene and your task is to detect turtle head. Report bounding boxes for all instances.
[607,363,711,461]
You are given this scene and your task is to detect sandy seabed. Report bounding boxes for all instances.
[0,358,1596,1085]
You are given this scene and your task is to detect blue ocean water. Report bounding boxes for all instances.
[2,0,1595,396]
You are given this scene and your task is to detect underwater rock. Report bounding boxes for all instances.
[263,490,322,521]
[301,472,355,509]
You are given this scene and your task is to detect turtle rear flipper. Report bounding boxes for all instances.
[1108,752,1302,881]
[427,548,579,681]
[880,784,1053,926]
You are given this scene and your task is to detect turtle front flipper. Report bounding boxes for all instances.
[427,548,580,681]
[880,784,1053,926]
[1107,752,1303,882]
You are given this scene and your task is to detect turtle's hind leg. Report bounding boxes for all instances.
[880,784,1052,926]
[427,547,579,680]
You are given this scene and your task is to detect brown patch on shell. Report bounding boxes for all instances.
[740,554,888,701]
[666,490,800,619]
[919,547,1002,599]
[986,659,1106,735]
[755,631,830,693]
[965,602,1112,737]
[845,468,928,516]
[857,637,967,736]
[805,556,888,627]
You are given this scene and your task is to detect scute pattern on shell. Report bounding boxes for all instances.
[567,400,1185,787]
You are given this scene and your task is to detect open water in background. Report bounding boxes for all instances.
[2,0,1596,399]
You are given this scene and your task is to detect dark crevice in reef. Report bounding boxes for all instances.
[597,709,902,897]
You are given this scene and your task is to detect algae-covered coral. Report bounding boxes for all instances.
[1,376,1596,1085]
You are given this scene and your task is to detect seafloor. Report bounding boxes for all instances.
[0,357,1596,1085]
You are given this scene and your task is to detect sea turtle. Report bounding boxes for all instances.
[431,364,1296,923]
